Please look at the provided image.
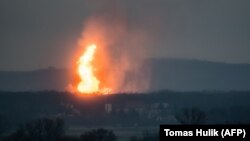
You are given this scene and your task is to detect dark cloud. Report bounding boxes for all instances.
[0,0,250,70]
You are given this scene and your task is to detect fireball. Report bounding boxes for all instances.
[77,44,99,93]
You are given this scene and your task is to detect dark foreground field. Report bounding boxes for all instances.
[0,90,250,141]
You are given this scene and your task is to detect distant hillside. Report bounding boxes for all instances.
[147,58,250,91]
[0,58,250,91]
[0,67,71,91]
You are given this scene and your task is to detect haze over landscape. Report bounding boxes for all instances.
[1,0,250,92]
[0,0,250,71]
[0,1,250,141]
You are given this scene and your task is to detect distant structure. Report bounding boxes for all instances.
[105,103,112,113]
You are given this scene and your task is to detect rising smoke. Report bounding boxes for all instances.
[74,0,150,93]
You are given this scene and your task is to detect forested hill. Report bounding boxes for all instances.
[1,58,250,91]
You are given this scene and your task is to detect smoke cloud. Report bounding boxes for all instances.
[74,1,150,93]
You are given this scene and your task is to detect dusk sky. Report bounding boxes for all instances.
[0,0,250,70]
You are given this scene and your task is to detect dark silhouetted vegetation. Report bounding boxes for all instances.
[2,118,120,141]
[4,117,64,141]
[80,128,116,141]
[175,107,206,124]
[0,91,250,126]
[0,91,250,141]
[130,131,158,141]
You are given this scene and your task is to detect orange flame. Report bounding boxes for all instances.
[77,44,99,93]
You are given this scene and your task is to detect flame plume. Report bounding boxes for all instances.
[77,44,99,93]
